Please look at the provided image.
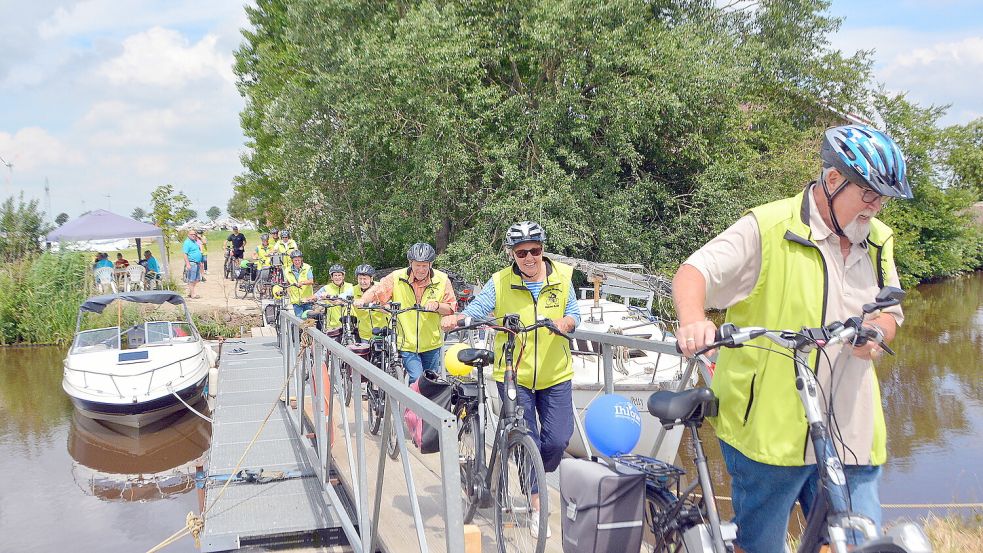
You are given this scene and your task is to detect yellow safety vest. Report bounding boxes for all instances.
[353,284,390,341]
[711,190,896,466]
[319,282,354,328]
[284,263,314,306]
[275,239,298,255]
[391,268,449,353]
[255,244,273,268]
[491,259,574,390]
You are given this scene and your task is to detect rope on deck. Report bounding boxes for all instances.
[146,321,315,553]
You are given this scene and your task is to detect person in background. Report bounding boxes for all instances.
[182,229,204,299]
[226,225,247,263]
[197,229,208,279]
[95,253,113,269]
[114,253,129,269]
[277,230,298,254]
[355,243,456,384]
[284,249,315,318]
[311,265,354,329]
[352,264,389,343]
[141,250,161,287]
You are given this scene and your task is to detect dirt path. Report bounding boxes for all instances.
[168,252,261,316]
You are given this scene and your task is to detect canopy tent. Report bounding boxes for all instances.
[46,209,170,277]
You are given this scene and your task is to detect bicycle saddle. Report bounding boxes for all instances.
[457,348,494,367]
[647,387,718,426]
[371,327,391,337]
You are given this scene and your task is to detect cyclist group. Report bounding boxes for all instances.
[234,124,915,552]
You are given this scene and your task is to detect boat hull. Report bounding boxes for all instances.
[67,375,208,429]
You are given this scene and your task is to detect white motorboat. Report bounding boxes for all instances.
[62,291,217,429]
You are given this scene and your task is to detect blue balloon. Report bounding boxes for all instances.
[584,394,642,456]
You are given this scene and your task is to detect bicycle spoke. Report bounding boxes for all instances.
[495,434,547,553]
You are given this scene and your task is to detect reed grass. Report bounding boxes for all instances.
[922,512,983,553]
[0,252,238,344]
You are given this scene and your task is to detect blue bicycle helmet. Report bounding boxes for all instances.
[821,125,912,200]
[329,264,345,275]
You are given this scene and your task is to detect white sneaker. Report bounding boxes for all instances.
[530,510,551,539]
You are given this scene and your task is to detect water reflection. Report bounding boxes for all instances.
[68,410,210,502]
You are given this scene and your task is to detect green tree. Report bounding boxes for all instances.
[130,207,147,221]
[54,213,69,226]
[149,185,194,255]
[0,194,51,262]
[944,118,983,199]
[206,206,222,220]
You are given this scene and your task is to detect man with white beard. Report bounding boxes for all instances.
[672,125,913,553]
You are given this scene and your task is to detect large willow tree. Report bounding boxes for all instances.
[232,0,980,284]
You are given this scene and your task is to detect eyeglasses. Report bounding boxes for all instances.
[858,185,890,206]
[513,246,543,259]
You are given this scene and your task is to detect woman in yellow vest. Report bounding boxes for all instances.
[352,264,389,342]
[354,243,457,383]
[441,221,580,540]
[253,233,274,268]
[277,229,299,255]
[311,264,354,328]
[284,249,315,318]
[673,125,912,553]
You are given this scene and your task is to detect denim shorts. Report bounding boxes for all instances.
[185,261,201,282]
[719,439,882,553]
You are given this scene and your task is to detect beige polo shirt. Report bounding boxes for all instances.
[683,186,903,465]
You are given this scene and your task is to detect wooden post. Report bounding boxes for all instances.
[464,524,481,553]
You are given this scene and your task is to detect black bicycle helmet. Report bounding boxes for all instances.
[503,221,546,247]
[290,249,303,258]
[821,125,912,199]
[329,264,345,274]
[355,264,376,277]
[406,242,436,262]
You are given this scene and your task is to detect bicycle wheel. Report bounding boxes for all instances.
[494,433,548,553]
[385,359,403,460]
[641,487,686,553]
[367,383,384,435]
[457,403,481,523]
[234,277,247,299]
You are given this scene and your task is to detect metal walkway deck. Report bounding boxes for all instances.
[200,337,345,552]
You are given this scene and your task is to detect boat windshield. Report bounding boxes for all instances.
[72,328,121,353]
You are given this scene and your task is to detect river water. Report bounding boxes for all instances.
[0,274,980,550]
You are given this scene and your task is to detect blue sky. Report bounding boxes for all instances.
[1,1,980,221]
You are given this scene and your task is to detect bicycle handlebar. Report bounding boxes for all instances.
[449,314,570,340]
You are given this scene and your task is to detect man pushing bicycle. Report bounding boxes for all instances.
[673,125,912,553]
[441,221,580,540]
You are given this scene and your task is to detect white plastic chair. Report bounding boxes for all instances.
[94,267,117,294]
[125,265,146,291]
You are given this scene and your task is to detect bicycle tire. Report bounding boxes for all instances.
[641,486,687,553]
[494,433,548,553]
[385,358,403,460]
[367,383,384,435]
[234,278,247,299]
[456,403,481,523]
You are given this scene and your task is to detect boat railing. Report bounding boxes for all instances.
[568,328,714,458]
[279,310,466,553]
[65,347,205,397]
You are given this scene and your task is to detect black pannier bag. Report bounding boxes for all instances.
[559,457,645,553]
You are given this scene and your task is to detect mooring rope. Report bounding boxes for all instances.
[146,320,314,553]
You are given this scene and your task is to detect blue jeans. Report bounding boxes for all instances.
[720,440,882,553]
[400,347,441,384]
[293,302,313,318]
[496,380,574,482]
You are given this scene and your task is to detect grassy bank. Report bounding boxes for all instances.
[0,252,241,344]
[923,512,983,553]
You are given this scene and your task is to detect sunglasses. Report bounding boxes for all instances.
[513,246,543,259]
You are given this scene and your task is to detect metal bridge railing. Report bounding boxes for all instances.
[279,311,465,553]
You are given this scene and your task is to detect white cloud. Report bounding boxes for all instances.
[0,127,84,172]
[97,27,234,88]
[832,28,983,125]
[38,1,247,40]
